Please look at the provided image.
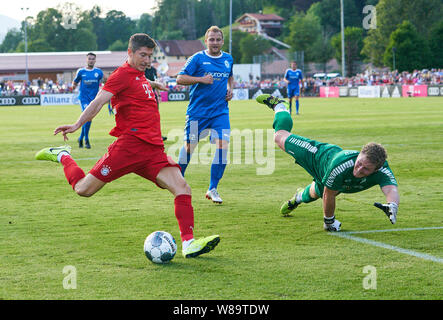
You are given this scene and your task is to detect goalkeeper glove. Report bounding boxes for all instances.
[374,202,398,224]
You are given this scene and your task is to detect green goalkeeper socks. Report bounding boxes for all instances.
[273,111,293,132]
[301,184,316,203]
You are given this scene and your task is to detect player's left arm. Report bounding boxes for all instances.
[226,76,234,101]
[147,80,168,92]
[374,185,399,224]
[54,89,113,140]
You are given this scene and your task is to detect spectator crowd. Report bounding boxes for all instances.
[0,77,76,96]
[1,68,441,97]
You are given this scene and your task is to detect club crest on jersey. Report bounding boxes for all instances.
[95,72,99,78]
[101,165,111,176]
[224,60,230,69]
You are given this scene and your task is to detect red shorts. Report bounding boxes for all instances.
[89,134,180,187]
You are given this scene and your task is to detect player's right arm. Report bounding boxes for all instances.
[54,89,113,140]
[72,68,82,89]
[322,186,339,218]
[176,74,213,85]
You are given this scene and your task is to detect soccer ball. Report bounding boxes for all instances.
[144,231,177,264]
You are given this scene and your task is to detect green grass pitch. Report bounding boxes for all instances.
[0,97,442,299]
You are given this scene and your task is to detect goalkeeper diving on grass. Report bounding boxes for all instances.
[256,94,400,231]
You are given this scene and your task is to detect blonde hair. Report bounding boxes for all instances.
[205,26,224,40]
[361,142,387,169]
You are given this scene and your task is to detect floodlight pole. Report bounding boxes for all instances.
[392,47,396,70]
[21,7,29,83]
[229,0,232,55]
[340,0,345,77]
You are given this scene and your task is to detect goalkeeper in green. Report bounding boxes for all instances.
[256,94,400,231]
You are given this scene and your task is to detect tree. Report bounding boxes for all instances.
[88,6,107,50]
[362,0,443,66]
[383,21,430,72]
[222,30,246,63]
[103,10,135,51]
[136,13,154,35]
[308,0,360,36]
[331,27,364,76]
[429,21,443,68]
[284,11,321,63]
[0,28,22,52]
[108,39,127,51]
[238,33,272,63]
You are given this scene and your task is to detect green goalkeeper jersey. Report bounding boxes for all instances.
[284,134,397,196]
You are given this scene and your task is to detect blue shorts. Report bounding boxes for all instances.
[184,113,230,144]
[287,86,300,98]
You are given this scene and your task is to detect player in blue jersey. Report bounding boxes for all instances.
[72,52,104,149]
[176,26,234,204]
[284,61,304,115]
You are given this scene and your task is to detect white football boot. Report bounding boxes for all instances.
[323,219,341,232]
[206,188,223,204]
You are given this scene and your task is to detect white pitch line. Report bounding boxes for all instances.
[330,227,443,264]
[345,226,443,234]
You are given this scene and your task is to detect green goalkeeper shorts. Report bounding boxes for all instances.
[283,133,341,198]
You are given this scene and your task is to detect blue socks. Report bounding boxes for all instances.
[209,148,228,190]
[178,146,228,190]
[178,146,192,176]
[296,100,299,114]
[79,121,91,142]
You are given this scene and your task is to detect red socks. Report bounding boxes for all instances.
[174,194,195,241]
[60,155,85,190]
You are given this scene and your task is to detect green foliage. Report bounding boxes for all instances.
[107,40,127,51]
[383,21,430,72]
[103,10,136,52]
[136,13,153,35]
[428,21,443,68]
[362,0,443,66]
[0,28,22,52]
[239,33,272,63]
[285,11,321,62]
[331,26,364,76]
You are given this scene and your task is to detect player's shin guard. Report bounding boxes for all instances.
[209,148,227,190]
[273,110,293,132]
[301,184,316,203]
[174,194,195,242]
[60,155,86,190]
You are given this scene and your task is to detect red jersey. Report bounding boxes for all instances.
[103,62,163,146]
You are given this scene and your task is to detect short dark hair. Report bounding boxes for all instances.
[128,33,157,52]
[361,142,387,170]
[86,52,96,57]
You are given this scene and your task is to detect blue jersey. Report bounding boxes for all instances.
[73,67,103,103]
[284,68,303,88]
[179,50,233,119]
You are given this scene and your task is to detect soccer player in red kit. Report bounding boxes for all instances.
[35,33,220,258]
